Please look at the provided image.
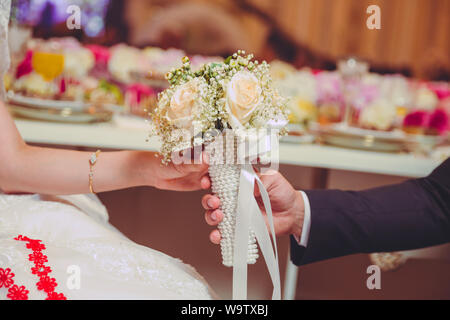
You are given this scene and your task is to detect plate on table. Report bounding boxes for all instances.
[7,92,87,112]
[404,133,447,155]
[281,123,316,144]
[8,104,113,124]
[314,123,408,152]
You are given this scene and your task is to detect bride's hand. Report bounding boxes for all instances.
[141,151,211,191]
[0,100,210,194]
[201,170,305,242]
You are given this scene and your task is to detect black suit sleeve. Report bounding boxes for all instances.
[290,158,450,266]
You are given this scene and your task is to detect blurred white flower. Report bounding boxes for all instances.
[359,99,397,130]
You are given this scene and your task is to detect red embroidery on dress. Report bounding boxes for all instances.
[36,275,58,293]
[0,268,15,288]
[46,291,67,300]
[1,235,67,300]
[0,268,29,300]
[28,251,48,265]
[26,240,46,252]
[14,235,30,241]
[7,285,29,300]
[31,265,52,277]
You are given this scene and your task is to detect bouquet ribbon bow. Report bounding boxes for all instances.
[232,130,281,300]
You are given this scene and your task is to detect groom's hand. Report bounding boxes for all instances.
[201,170,305,244]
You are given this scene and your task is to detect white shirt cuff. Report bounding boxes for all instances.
[293,191,311,247]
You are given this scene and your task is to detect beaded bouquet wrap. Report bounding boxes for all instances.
[206,131,258,266]
[152,51,288,299]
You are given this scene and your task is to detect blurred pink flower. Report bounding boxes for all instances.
[126,83,155,106]
[16,50,33,79]
[403,109,449,135]
[403,110,429,128]
[428,82,450,100]
[85,45,111,65]
[428,109,449,134]
[352,83,379,110]
[59,78,66,94]
[438,97,450,115]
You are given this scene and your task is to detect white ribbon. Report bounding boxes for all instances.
[231,131,281,300]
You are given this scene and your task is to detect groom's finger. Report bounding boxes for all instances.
[202,194,220,210]
[209,230,221,244]
[200,175,211,189]
[205,209,223,226]
[254,173,274,198]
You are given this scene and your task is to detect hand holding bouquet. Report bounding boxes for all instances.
[152,51,288,299]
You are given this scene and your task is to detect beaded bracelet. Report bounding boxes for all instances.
[88,150,101,194]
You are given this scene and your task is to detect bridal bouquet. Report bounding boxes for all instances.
[152,51,288,299]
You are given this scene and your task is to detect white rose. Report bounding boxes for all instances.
[226,70,262,127]
[168,79,201,128]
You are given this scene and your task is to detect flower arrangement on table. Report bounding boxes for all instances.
[8,39,158,118]
[152,51,288,299]
[400,83,449,137]
[272,68,318,137]
[6,36,448,140]
[403,108,449,136]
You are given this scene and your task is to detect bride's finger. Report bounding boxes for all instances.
[209,230,221,244]
[201,194,220,210]
[174,153,208,174]
[205,209,223,226]
[200,175,211,189]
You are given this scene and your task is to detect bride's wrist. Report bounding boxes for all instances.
[128,151,158,187]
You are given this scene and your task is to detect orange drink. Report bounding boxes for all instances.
[32,51,65,82]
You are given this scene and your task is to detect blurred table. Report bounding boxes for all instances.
[15,118,442,178]
[14,117,448,299]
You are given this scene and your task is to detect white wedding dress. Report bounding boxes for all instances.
[0,192,215,299]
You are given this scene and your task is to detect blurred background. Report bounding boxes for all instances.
[11,0,449,80]
[4,0,450,299]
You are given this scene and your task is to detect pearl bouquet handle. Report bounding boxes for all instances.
[206,133,258,267]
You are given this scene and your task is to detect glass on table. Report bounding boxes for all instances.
[337,57,369,127]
